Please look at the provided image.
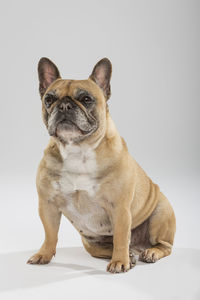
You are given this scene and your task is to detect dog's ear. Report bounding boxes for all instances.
[89,58,112,100]
[38,57,61,98]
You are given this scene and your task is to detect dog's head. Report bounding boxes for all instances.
[38,57,112,145]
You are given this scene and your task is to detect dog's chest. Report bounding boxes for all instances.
[51,145,112,236]
[53,144,98,196]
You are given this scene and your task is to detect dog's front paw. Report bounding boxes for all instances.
[27,252,54,265]
[107,256,135,274]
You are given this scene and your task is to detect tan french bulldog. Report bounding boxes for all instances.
[27,57,176,273]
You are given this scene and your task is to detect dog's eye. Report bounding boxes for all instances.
[44,95,56,108]
[80,95,93,105]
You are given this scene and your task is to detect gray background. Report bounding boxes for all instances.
[0,0,199,252]
[0,1,200,299]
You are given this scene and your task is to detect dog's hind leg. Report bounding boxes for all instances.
[139,193,176,263]
[81,236,113,259]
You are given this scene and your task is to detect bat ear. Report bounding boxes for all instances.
[89,58,112,100]
[38,57,61,98]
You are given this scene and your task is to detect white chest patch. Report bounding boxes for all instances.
[52,143,98,197]
[50,143,112,236]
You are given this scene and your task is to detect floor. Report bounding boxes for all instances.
[0,247,200,300]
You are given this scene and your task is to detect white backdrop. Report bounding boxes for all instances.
[0,0,199,299]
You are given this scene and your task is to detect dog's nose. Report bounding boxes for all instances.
[59,102,72,112]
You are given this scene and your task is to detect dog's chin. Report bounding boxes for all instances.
[55,121,83,143]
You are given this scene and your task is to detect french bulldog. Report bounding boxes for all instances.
[27,57,176,273]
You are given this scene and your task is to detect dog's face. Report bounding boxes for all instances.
[38,58,112,144]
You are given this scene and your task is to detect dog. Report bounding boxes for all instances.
[27,57,176,273]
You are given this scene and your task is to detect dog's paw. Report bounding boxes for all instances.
[129,250,137,267]
[27,252,54,265]
[107,256,135,274]
[139,248,160,263]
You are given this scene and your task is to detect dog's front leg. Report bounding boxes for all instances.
[27,197,61,264]
[107,203,133,273]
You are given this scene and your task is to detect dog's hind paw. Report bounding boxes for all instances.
[139,248,161,263]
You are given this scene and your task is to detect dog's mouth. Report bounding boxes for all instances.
[48,110,98,142]
[55,119,91,137]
